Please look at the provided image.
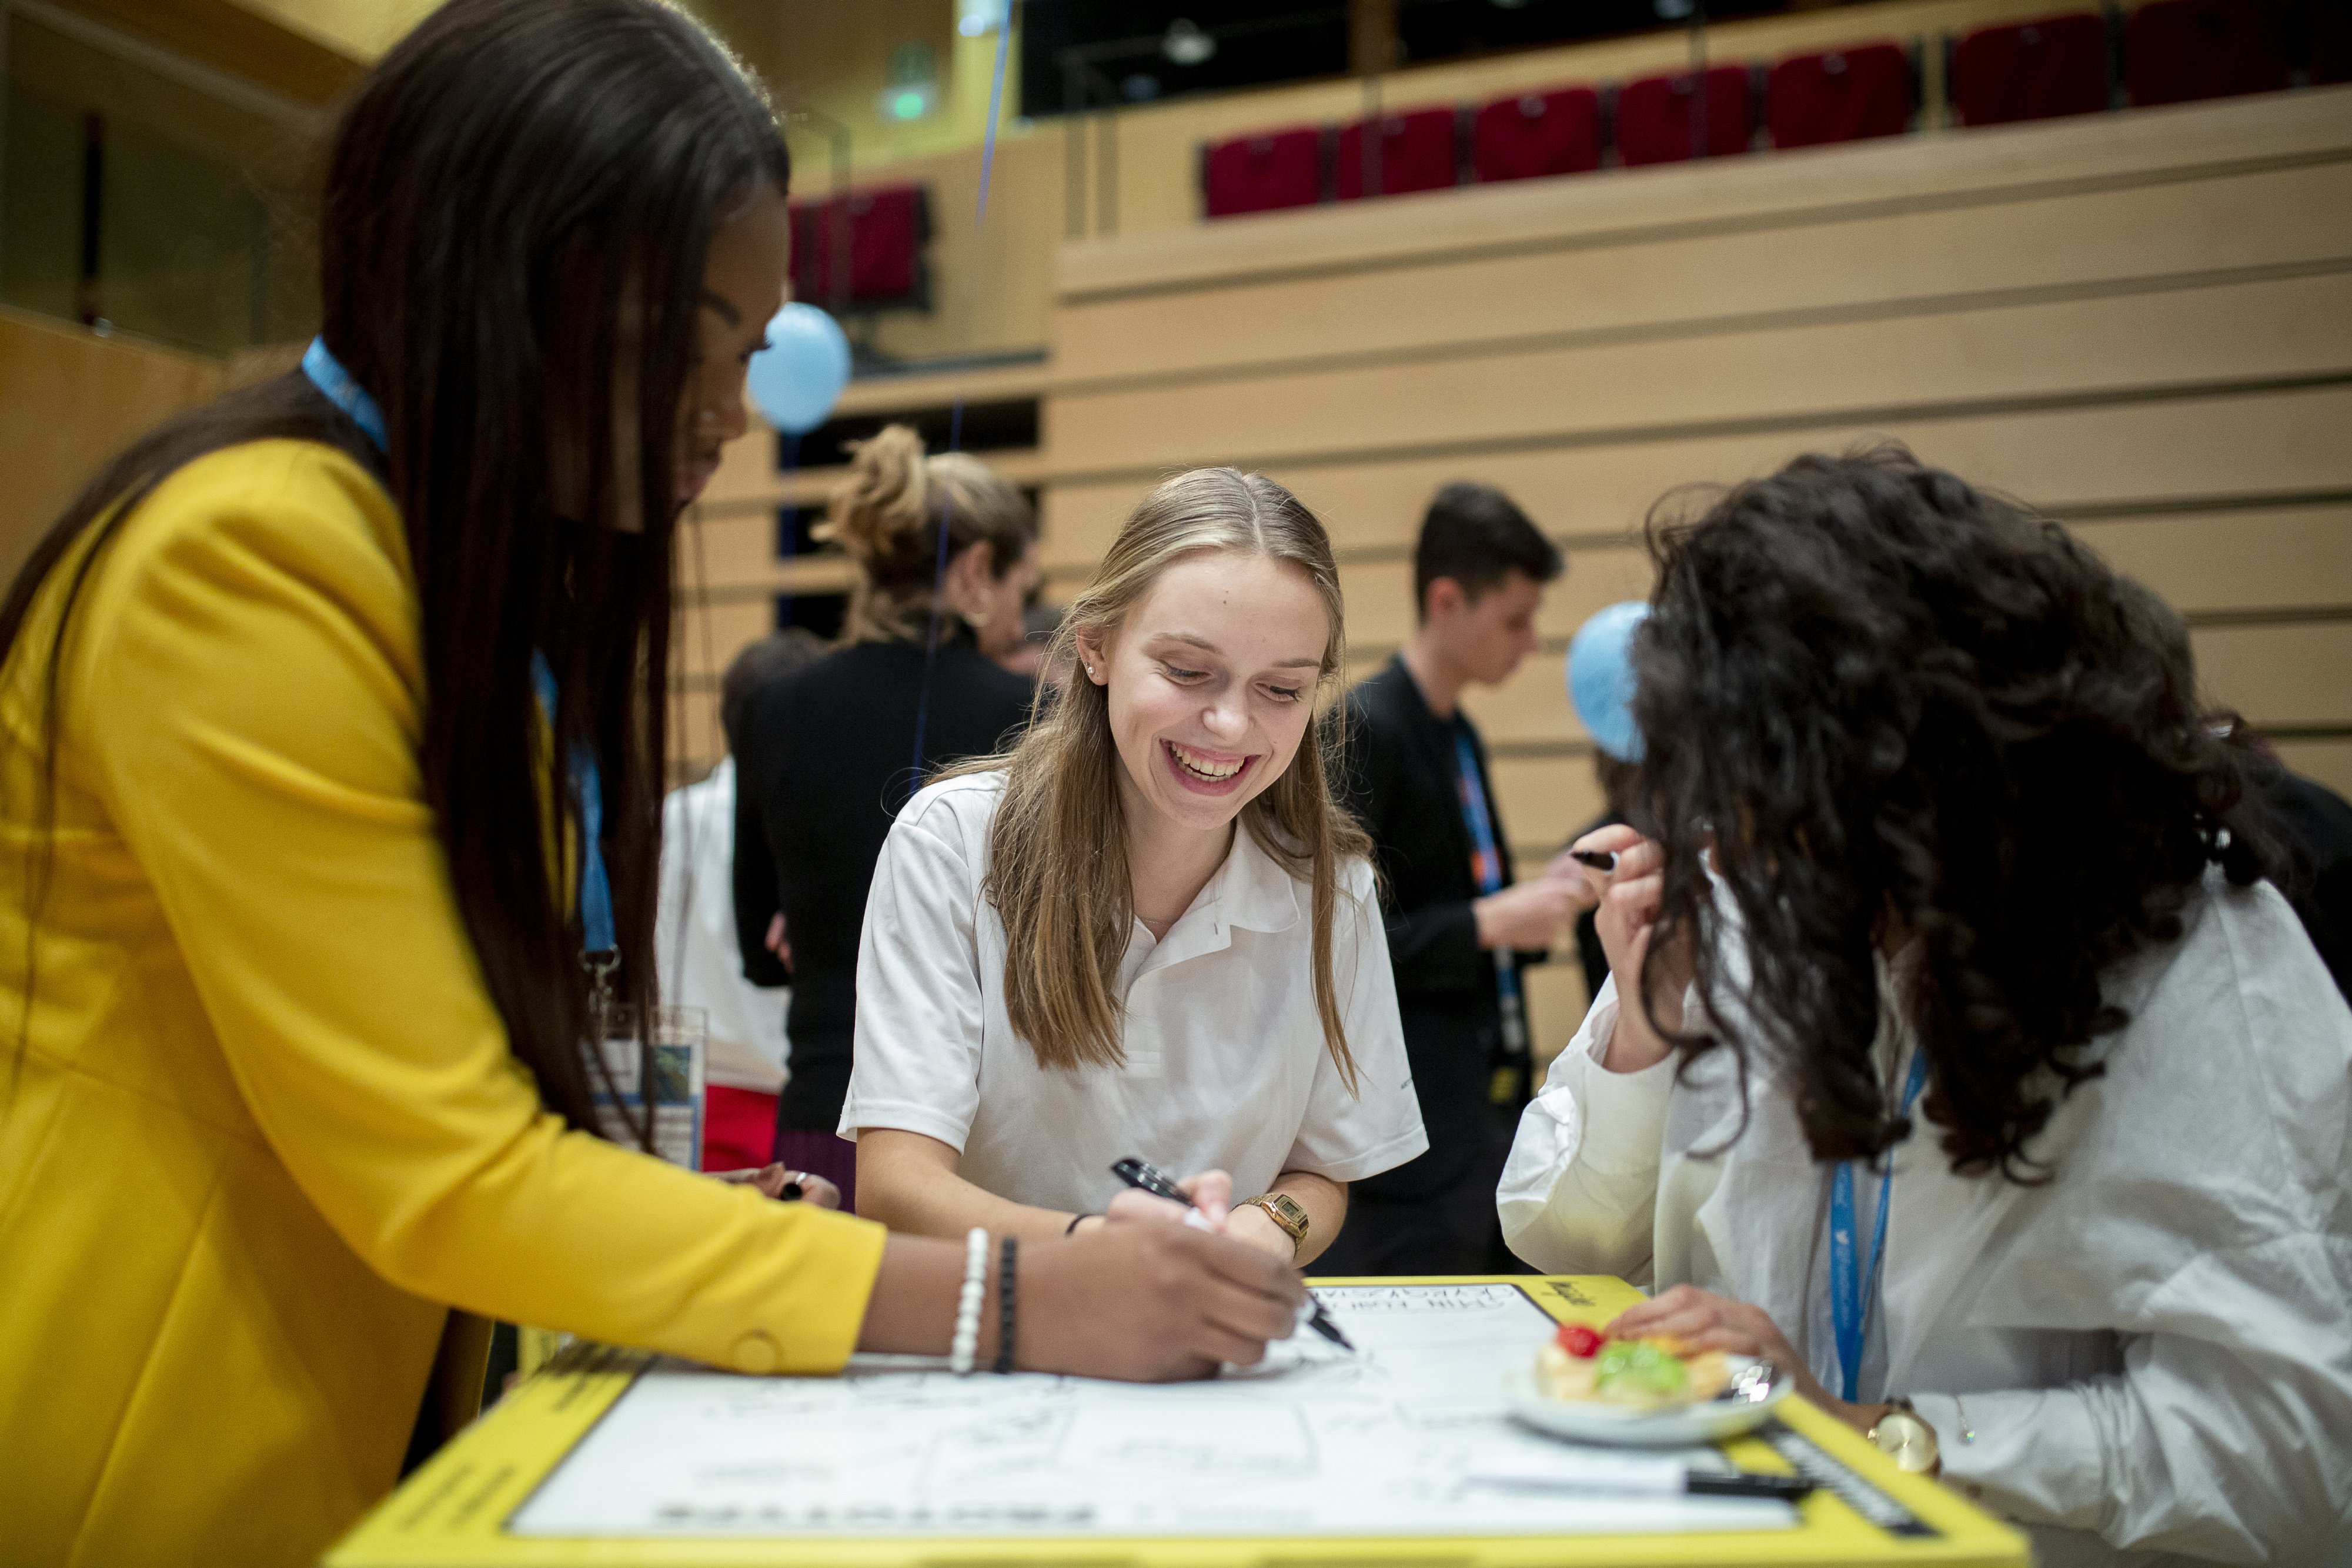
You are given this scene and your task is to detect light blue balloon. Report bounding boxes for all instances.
[745,303,851,436]
[1567,600,1651,762]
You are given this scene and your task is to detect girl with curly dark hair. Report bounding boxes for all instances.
[1500,447,2352,1564]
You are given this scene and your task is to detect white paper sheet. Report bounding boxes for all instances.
[509,1283,1794,1539]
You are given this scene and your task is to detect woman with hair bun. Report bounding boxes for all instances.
[1499,446,2352,1564]
[732,423,1041,1206]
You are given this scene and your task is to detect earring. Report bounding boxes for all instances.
[1087,664,1097,679]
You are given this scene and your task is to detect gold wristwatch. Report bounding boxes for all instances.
[1240,1194,1309,1258]
[1866,1398,1941,1475]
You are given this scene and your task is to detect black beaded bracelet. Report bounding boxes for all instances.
[993,1235,1018,1375]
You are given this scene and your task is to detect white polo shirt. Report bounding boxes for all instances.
[841,771,1428,1213]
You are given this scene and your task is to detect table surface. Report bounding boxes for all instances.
[325,1275,2030,1568]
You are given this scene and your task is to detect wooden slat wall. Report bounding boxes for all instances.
[1039,87,2352,1051]
[0,306,222,586]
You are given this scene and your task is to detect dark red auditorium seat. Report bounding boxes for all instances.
[1335,107,1462,199]
[790,185,927,307]
[1950,13,2110,125]
[1201,125,1324,218]
[1767,43,1912,148]
[1616,66,1753,166]
[2126,0,2289,106]
[1472,87,1602,182]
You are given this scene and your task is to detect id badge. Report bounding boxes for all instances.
[593,1003,707,1169]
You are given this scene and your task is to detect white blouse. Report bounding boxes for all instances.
[841,772,1428,1214]
[1499,870,2352,1567]
[654,758,790,1092]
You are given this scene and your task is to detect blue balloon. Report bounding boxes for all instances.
[1566,600,1651,762]
[745,303,851,436]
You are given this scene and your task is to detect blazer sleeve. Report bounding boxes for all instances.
[730,714,791,988]
[71,449,884,1375]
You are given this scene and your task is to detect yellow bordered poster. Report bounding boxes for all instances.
[328,1275,2027,1568]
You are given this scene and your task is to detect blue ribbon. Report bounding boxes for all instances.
[1829,1045,1932,1403]
[303,336,614,959]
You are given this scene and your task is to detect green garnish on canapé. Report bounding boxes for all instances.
[1593,1339,1689,1398]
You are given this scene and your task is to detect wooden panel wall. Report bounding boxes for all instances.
[1040,86,2352,1052]
[0,306,222,586]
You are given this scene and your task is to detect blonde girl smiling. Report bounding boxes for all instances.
[844,469,1427,1262]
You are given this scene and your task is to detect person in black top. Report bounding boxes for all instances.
[2251,751,2352,999]
[1324,483,1595,1275]
[732,424,1038,1209]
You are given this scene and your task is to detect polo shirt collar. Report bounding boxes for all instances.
[1133,817,1303,979]
[1222,818,1305,936]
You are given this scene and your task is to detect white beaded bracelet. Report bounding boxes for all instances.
[950,1226,989,1375]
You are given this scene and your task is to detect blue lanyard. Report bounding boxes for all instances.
[1451,728,1526,1050]
[300,336,386,450]
[1828,1044,1931,1402]
[530,656,617,958]
[303,337,614,960]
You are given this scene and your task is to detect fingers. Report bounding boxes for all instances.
[1608,1283,1705,1333]
[1611,837,1665,880]
[1105,1188,1193,1226]
[1609,1287,1779,1358]
[1179,1169,1234,1226]
[1170,1219,1305,1307]
[1198,1273,1304,1357]
[1572,822,1646,861]
[720,1164,833,1203]
[1192,1315,1283,1368]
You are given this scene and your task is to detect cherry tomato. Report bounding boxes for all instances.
[1553,1323,1606,1358]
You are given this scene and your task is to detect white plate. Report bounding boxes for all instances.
[1505,1358,1793,1449]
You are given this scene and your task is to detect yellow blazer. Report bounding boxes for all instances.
[0,442,888,1566]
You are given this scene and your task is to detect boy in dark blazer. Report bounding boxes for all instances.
[1325,483,1593,1274]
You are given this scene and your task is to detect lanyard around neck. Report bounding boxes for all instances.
[1451,728,1526,1057]
[302,337,614,962]
[301,336,386,451]
[1828,1044,1931,1403]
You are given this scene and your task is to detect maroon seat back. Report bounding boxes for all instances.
[1471,87,1602,182]
[1767,43,1911,148]
[2125,0,2288,106]
[1951,14,2110,126]
[1201,126,1325,219]
[1616,66,1753,166]
[790,184,926,308]
[1335,107,1462,200]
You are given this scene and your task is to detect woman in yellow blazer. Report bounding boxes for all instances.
[0,5,1302,1564]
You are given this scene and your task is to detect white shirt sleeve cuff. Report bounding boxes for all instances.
[1544,979,1678,1175]
[1905,1388,2106,1533]
[1285,1123,1431,1185]
[837,1098,974,1155]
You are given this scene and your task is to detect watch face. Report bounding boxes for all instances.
[1870,1412,1938,1473]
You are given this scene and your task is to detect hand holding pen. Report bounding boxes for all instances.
[1570,824,1689,1072]
[1111,1158,1357,1353]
